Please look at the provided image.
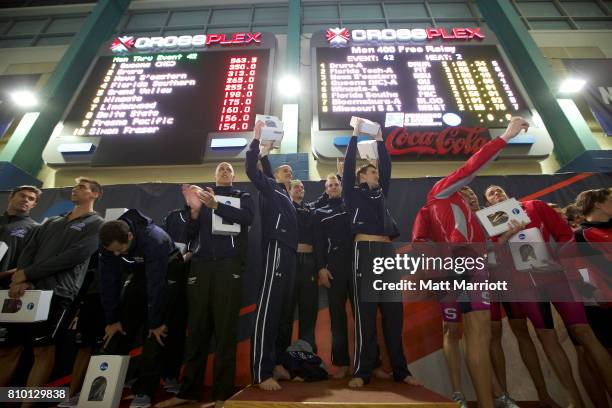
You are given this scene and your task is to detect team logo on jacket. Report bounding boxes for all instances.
[10,228,27,238]
[70,222,86,231]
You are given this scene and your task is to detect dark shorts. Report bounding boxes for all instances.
[0,295,73,348]
[439,299,504,323]
[0,321,27,348]
[508,302,554,329]
[73,293,106,348]
[489,302,527,321]
[437,268,492,323]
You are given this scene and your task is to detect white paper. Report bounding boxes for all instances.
[578,268,590,283]
[104,208,128,221]
[175,242,187,254]
[508,227,550,271]
[0,290,53,322]
[256,114,284,147]
[384,112,404,128]
[212,195,241,236]
[476,198,531,237]
[350,116,380,136]
[0,241,8,262]
[357,140,379,160]
[78,355,130,408]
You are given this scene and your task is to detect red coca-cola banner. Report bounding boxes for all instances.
[384,126,491,157]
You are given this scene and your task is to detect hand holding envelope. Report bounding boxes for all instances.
[475,198,531,237]
[350,116,380,136]
[351,117,383,160]
[255,114,284,148]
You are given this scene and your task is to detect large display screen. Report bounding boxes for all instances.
[316,44,529,131]
[51,48,271,166]
[65,49,269,139]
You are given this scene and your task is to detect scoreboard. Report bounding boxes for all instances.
[43,32,275,167]
[67,51,268,139]
[311,27,553,160]
[317,45,528,131]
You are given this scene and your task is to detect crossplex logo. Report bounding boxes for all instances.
[110,32,262,53]
[325,26,485,46]
[111,36,135,52]
[326,27,350,47]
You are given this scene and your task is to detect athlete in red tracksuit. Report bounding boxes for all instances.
[484,185,612,407]
[413,187,525,408]
[572,187,612,406]
[417,117,528,408]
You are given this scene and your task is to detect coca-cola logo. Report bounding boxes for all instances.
[385,126,490,156]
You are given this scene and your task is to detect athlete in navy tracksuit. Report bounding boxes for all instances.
[99,209,180,407]
[276,180,319,354]
[160,205,197,392]
[313,175,354,375]
[343,120,418,387]
[246,123,298,390]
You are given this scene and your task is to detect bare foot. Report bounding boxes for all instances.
[332,366,349,379]
[292,376,304,382]
[273,364,291,380]
[373,367,391,379]
[403,375,423,386]
[155,397,196,407]
[259,378,282,391]
[348,377,364,388]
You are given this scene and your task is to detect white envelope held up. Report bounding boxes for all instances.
[0,290,53,322]
[104,208,128,221]
[212,195,241,236]
[256,114,284,148]
[476,198,531,237]
[0,241,8,262]
[508,227,550,271]
[357,140,379,161]
[175,242,187,254]
[78,355,129,408]
[350,116,380,136]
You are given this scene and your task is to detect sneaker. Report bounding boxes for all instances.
[494,393,520,408]
[163,377,178,389]
[451,392,468,408]
[129,394,151,408]
[163,377,180,393]
[57,393,80,408]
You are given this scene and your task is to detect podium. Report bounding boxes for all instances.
[225,379,456,408]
